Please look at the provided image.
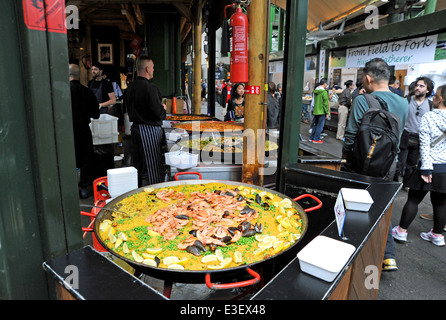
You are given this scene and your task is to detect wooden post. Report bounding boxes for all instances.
[192,0,203,114]
[243,0,269,186]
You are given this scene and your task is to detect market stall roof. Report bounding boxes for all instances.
[271,0,387,31]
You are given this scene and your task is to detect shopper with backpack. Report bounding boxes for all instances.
[342,58,409,271]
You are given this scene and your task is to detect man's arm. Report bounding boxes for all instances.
[342,95,369,157]
[99,81,116,110]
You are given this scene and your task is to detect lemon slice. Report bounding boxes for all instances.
[263,235,277,243]
[220,257,232,268]
[258,191,267,197]
[142,259,157,267]
[132,251,143,263]
[147,230,161,237]
[207,264,224,270]
[280,198,292,208]
[290,218,299,228]
[146,247,162,255]
[283,242,291,250]
[176,258,188,266]
[108,233,117,244]
[279,217,292,229]
[144,187,154,193]
[215,249,224,262]
[117,232,127,241]
[114,238,123,249]
[163,256,180,266]
[234,251,243,264]
[293,233,302,241]
[278,206,286,215]
[142,253,156,260]
[273,241,284,254]
[287,210,294,218]
[99,220,111,232]
[253,247,266,256]
[167,264,185,270]
[201,255,218,263]
[122,242,129,254]
[265,192,275,200]
[277,231,290,239]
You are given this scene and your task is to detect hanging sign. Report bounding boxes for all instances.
[346,34,438,67]
[319,49,326,79]
[23,0,67,34]
[245,85,261,95]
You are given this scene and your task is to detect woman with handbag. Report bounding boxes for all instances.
[392,85,446,247]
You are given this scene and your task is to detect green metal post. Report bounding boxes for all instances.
[277,0,309,192]
[424,0,437,14]
[0,0,83,299]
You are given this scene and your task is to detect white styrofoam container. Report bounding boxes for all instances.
[166,130,188,142]
[107,166,138,198]
[341,188,374,212]
[297,236,356,282]
[165,151,198,170]
[90,114,119,145]
[92,132,119,145]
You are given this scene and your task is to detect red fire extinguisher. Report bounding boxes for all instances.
[225,4,248,84]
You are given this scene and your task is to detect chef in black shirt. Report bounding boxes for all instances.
[69,64,100,198]
[126,56,167,186]
[88,62,116,114]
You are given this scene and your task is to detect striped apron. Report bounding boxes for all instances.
[131,123,166,186]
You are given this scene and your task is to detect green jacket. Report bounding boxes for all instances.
[313,88,329,115]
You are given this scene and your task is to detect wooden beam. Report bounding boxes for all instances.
[173,2,192,22]
[132,3,145,25]
[192,0,203,114]
[121,3,136,33]
[244,0,269,186]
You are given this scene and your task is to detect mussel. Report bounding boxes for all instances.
[255,194,262,204]
[189,229,198,237]
[242,229,256,237]
[227,226,239,236]
[236,194,244,202]
[240,205,256,215]
[238,221,251,232]
[221,236,232,243]
[186,245,202,256]
[193,240,207,253]
[254,223,263,233]
[261,202,270,210]
[223,191,235,197]
[175,214,190,220]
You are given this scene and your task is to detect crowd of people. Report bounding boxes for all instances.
[304,58,445,270]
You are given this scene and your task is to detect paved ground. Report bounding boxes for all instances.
[80,102,446,300]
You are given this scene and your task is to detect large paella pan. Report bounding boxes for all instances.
[94,178,321,287]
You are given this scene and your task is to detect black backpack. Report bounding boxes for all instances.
[350,94,402,179]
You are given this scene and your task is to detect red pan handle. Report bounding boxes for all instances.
[293,194,322,212]
[174,171,202,180]
[205,267,261,290]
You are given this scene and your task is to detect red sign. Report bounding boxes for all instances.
[23,0,67,34]
[245,85,261,95]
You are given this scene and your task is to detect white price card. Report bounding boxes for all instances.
[334,191,346,237]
